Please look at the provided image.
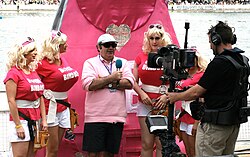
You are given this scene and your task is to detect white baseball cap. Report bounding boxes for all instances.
[97,34,118,45]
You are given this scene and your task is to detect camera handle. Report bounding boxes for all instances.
[159,74,169,94]
[184,22,190,49]
[167,77,176,134]
[155,74,186,157]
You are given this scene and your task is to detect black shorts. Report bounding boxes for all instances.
[82,122,124,154]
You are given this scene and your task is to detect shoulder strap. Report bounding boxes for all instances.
[217,54,249,69]
[218,55,243,70]
[218,54,250,97]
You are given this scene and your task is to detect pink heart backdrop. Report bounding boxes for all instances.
[36,0,184,156]
[77,0,155,32]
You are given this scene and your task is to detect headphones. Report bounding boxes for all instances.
[210,26,237,45]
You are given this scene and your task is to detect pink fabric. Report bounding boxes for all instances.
[176,71,204,124]
[33,0,182,156]
[135,52,168,100]
[77,0,156,32]
[81,56,135,123]
[61,0,178,132]
[36,57,79,113]
[4,67,44,120]
[4,67,44,100]
[176,71,204,89]
[36,57,79,92]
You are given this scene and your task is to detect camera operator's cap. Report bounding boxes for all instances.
[97,34,118,45]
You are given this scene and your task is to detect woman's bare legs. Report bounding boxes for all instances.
[12,141,35,157]
[46,126,65,157]
[139,117,162,157]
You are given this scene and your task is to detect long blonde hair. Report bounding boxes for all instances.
[142,24,172,54]
[39,30,67,63]
[6,37,37,71]
[196,51,208,72]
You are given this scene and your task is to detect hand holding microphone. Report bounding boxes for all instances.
[115,59,123,88]
[116,59,122,71]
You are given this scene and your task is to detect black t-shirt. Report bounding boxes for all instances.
[198,48,245,109]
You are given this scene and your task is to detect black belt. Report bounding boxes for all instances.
[56,99,71,108]
[18,111,35,141]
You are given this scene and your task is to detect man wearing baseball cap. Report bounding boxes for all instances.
[81,33,135,156]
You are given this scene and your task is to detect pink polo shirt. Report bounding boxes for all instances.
[81,55,135,123]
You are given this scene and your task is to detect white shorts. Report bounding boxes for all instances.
[180,121,193,136]
[136,102,153,117]
[47,108,70,128]
[9,120,32,142]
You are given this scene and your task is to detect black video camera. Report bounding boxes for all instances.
[148,44,196,80]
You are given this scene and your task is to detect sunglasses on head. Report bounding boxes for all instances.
[22,37,35,46]
[149,37,161,40]
[102,42,117,48]
[149,24,162,29]
[51,31,61,40]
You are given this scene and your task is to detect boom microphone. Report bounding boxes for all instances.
[116,59,122,71]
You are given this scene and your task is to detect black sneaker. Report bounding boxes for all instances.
[64,129,76,140]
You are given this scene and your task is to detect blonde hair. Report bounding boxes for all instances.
[6,38,37,71]
[39,30,67,63]
[142,24,172,54]
[196,51,208,72]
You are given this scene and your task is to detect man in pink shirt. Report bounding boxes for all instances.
[81,34,135,157]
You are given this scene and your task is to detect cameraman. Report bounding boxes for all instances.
[175,50,208,157]
[165,21,246,156]
[133,23,172,157]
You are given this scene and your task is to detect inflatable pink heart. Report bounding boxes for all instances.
[76,0,156,32]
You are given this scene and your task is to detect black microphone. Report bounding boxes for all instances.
[115,59,122,88]
[116,59,122,71]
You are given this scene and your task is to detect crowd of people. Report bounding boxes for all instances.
[167,0,250,5]
[0,0,59,5]
[1,0,250,6]
[4,20,248,157]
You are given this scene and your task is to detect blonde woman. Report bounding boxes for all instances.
[4,37,47,157]
[175,50,208,157]
[36,30,79,157]
[133,23,172,157]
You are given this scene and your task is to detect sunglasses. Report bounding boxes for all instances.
[149,24,162,29]
[51,30,61,40]
[22,37,35,46]
[149,37,161,40]
[102,42,117,48]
